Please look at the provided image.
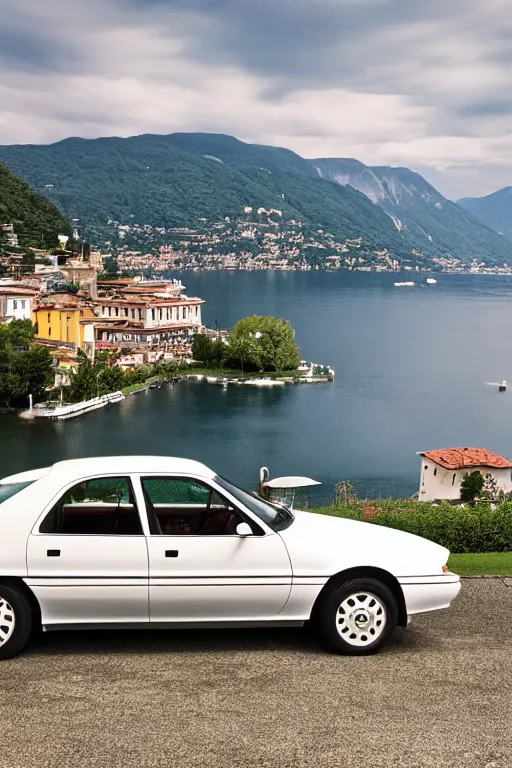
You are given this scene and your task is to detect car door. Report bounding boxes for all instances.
[140,475,292,622]
[26,474,149,626]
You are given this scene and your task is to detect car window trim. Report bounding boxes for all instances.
[137,473,269,537]
[32,473,146,537]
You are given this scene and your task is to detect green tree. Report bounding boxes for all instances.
[227,334,260,373]
[210,339,227,367]
[67,352,98,402]
[14,346,54,401]
[2,319,34,349]
[0,322,53,406]
[191,334,214,366]
[227,315,300,372]
[460,471,485,504]
[97,364,126,394]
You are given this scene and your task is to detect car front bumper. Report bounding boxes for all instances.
[398,574,461,616]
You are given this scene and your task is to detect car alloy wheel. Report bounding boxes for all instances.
[315,576,398,655]
[335,591,387,647]
[0,596,16,648]
[0,585,33,661]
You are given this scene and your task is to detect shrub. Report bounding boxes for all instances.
[313,502,512,553]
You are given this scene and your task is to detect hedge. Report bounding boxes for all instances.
[312,502,512,553]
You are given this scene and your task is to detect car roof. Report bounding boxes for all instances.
[0,456,216,485]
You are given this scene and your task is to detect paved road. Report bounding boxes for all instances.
[2,580,511,768]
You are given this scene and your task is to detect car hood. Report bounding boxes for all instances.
[278,510,449,578]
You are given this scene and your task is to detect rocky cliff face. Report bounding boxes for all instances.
[311,158,512,263]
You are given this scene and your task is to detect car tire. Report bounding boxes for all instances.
[0,584,33,661]
[315,577,398,655]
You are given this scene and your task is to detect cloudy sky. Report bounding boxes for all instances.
[1,0,511,198]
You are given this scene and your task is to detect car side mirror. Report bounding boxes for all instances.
[236,522,253,537]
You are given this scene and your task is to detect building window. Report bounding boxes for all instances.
[152,309,156,320]
[452,474,456,486]
[115,307,119,316]
[13,300,18,309]
[48,327,51,336]
[131,309,135,319]
[433,468,437,476]
[138,309,142,320]
[47,313,51,323]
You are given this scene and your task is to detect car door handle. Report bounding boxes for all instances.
[47,549,60,557]
[165,550,179,558]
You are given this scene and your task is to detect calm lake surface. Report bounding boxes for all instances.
[3,271,512,502]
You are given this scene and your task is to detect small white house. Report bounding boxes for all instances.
[0,286,36,321]
[418,447,512,502]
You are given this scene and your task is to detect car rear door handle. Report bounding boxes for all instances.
[47,549,60,557]
[165,550,179,558]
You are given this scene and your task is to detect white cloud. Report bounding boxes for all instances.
[0,0,512,197]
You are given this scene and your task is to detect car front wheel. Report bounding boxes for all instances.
[0,584,33,661]
[316,577,398,655]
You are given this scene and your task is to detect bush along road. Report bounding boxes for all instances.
[312,501,512,576]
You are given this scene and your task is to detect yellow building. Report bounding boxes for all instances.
[33,293,96,350]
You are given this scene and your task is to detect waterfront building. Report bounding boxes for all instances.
[417,447,512,501]
[93,278,204,354]
[33,293,96,353]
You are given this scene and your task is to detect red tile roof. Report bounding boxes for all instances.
[420,447,512,470]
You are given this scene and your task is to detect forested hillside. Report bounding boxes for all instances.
[0,162,72,249]
[0,134,411,259]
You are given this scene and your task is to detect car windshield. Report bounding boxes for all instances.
[214,475,294,532]
[0,481,36,505]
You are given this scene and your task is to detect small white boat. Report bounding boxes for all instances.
[485,380,507,392]
[426,278,437,285]
[394,281,415,287]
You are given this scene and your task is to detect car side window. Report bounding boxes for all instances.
[39,476,143,535]
[141,476,248,536]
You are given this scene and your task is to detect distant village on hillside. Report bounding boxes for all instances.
[83,207,510,275]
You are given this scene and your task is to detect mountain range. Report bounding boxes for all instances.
[0,132,510,266]
[458,188,512,241]
[311,158,512,265]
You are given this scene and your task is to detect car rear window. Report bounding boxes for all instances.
[0,481,36,505]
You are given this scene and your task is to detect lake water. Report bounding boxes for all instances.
[2,271,512,503]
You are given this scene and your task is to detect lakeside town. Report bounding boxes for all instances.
[41,209,512,275]
[0,225,336,415]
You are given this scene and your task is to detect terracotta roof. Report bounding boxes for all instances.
[420,447,512,470]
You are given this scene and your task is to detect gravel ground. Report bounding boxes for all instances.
[2,580,511,768]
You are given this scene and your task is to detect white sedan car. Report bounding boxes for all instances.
[0,456,460,659]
